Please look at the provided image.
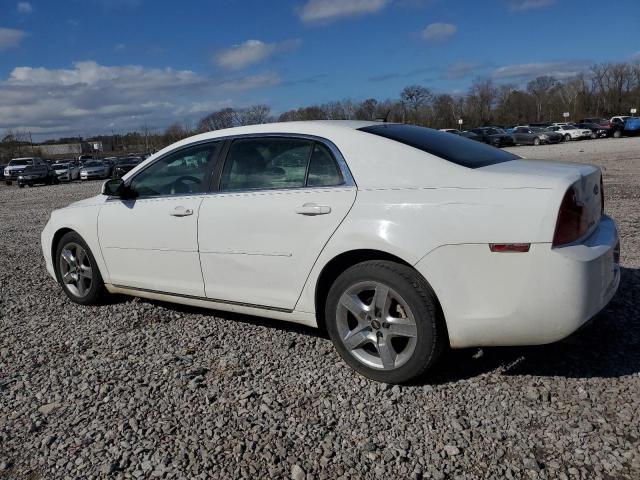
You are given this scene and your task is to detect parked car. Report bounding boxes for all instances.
[546,125,592,141]
[112,157,143,179]
[80,160,110,180]
[469,127,515,147]
[17,164,58,188]
[52,160,81,181]
[456,131,483,141]
[512,126,563,145]
[622,117,640,135]
[609,116,640,137]
[575,123,609,139]
[4,157,44,185]
[41,121,620,384]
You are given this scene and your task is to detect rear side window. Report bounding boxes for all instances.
[219,137,344,191]
[307,143,343,187]
[359,124,519,169]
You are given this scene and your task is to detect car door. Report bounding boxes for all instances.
[198,135,357,310]
[98,141,221,296]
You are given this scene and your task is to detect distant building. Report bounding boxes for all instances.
[37,141,103,157]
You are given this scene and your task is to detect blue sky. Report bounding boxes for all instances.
[1,0,639,139]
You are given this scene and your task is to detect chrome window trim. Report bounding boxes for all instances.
[120,132,356,201]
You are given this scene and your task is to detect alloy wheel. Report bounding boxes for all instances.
[336,281,418,370]
[59,242,93,298]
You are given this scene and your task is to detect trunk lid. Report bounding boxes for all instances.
[482,159,603,239]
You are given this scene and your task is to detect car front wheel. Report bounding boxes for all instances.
[564,134,572,142]
[533,137,541,146]
[326,260,445,384]
[55,232,105,305]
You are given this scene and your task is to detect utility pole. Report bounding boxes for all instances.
[28,131,34,154]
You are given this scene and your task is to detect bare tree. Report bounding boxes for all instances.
[197,108,238,132]
[238,105,272,126]
[400,85,433,123]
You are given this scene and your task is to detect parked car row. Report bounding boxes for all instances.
[440,115,640,147]
[2,155,146,186]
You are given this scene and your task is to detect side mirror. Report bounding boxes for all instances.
[101,178,124,196]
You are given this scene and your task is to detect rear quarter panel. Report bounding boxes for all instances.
[294,184,559,313]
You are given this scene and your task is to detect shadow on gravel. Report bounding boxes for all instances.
[142,298,328,339]
[114,267,639,384]
[430,267,640,384]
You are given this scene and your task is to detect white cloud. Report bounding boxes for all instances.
[299,0,391,23]
[491,61,590,81]
[421,23,457,42]
[215,39,299,70]
[509,0,555,11]
[17,1,33,13]
[445,61,486,79]
[0,28,26,51]
[0,61,282,138]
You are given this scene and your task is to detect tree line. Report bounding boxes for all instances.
[2,61,639,160]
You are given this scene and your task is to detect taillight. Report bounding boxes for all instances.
[600,175,604,213]
[552,187,588,246]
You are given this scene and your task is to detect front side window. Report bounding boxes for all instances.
[219,137,344,191]
[130,142,219,197]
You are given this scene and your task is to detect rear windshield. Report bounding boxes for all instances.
[359,124,518,169]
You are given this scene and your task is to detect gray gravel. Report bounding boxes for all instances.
[1,138,640,479]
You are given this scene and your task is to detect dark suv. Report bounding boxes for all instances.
[17,164,58,188]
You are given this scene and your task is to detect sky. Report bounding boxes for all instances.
[1,0,639,140]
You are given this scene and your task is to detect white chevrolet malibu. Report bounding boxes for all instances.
[41,121,620,383]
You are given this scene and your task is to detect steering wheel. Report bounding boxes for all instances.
[170,175,201,195]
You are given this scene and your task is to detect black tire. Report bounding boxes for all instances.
[54,231,106,305]
[18,183,24,188]
[613,130,622,138]
[325,260,445,384]
[5,181,11,186]
[533,137,541,146]
[564,134,572,142]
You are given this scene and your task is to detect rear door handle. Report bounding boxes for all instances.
[170,206,193,217]
[295,203,331,216]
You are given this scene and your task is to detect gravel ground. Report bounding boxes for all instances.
[1,137,639,479]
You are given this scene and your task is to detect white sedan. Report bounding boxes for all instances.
[41,121,620,383]
[547,124,592,141]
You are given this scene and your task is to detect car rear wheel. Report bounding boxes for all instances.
[18,183,24,188]
[613,130,622,138]
[55,232,105,305]
[564,134,572,142]
[325,260,445,384]
[533,137,541,146]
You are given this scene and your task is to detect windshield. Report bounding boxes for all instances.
[84,161,103,167]
[9,159,33,166]
[54,163,69,168]
[563,125,576,130]
[530,127,546,133]
[359,124,519,169]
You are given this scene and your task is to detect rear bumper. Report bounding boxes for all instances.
[415,216,620,348]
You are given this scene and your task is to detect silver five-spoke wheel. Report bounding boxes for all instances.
[59,242,93,298]
[336,281,418,370]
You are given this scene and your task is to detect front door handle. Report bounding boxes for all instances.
[170,206,194,217]
[295,203,331,216]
